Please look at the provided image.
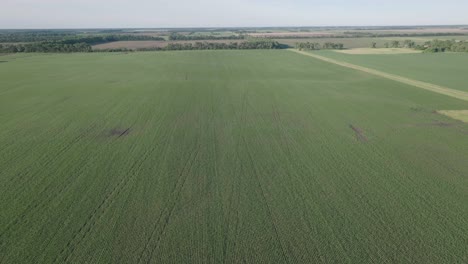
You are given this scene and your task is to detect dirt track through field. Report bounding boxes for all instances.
[289,49,468,102]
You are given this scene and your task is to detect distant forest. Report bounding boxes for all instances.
[419,40,468,52]
[295,42,345,50]
[0,31,164,43]
[378,39,468,52]
[99,40,286,52]
[0,39,286,53]
[1,28,468,53]
[0,31,169,53]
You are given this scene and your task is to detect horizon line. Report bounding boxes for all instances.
[1,24,468,31]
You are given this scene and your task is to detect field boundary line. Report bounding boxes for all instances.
[289,49,468,102]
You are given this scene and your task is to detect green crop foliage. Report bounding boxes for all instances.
[0,50,467,263]
[317,50,468,92]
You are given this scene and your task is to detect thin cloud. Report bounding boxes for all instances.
[1,0,467,28]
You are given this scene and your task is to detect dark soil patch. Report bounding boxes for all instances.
[413,121,454,127]
[109,128,131,138]
[410,107,424,112]
[349,124,368,142]
[431,121,453,127]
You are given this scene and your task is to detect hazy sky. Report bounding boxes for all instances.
[1,0,467,29]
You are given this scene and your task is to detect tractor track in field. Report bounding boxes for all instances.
[136,107,203,264]
[145,148,201,263]
[0,125,98,242]
[137,145,200,264]
[54,140,154,264]
[241,97,289,264]
[289,49,468,102]
[242,134,289,264]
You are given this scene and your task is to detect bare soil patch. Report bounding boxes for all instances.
[335,48,422,55]
[109,128,131,138]
[437,110,468,123]
[349,125,368,142]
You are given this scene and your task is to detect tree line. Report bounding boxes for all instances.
[379,40,416,48]
[98,40,285,52]
[295,42,344,50]
[376,39,468,52]
[0,42,92,53]
[59,35,165,45]
[418,40,468,52]
[0,35,166,53]
[138,40,284,51]
[0,32,164,44]
[0,31,77,42]
[344,32,466,38]
[1,39,285,53]
[258,32,467,39]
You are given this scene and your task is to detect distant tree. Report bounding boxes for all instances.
[384,42,389,48]
[403,39,415,48]
[410,39,468,53]
[391,41,400,48]
[371,42,377,48]
[295,42,344,50]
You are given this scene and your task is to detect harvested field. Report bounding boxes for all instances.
[438,110,468,123]
[335,48,422,55]
[353,27,468,34]
[249,32,335,38]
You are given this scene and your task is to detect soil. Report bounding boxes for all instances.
[349,125,368,142]
[109,128,131,138]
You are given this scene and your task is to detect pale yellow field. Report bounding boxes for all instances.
[438,110,468,123]
[334,48,423,55]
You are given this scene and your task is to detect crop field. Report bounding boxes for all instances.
[316,51,468,92]
[0,50,467,263]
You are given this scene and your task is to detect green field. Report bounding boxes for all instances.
[317,51,468,92]
[1,50,467,263]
